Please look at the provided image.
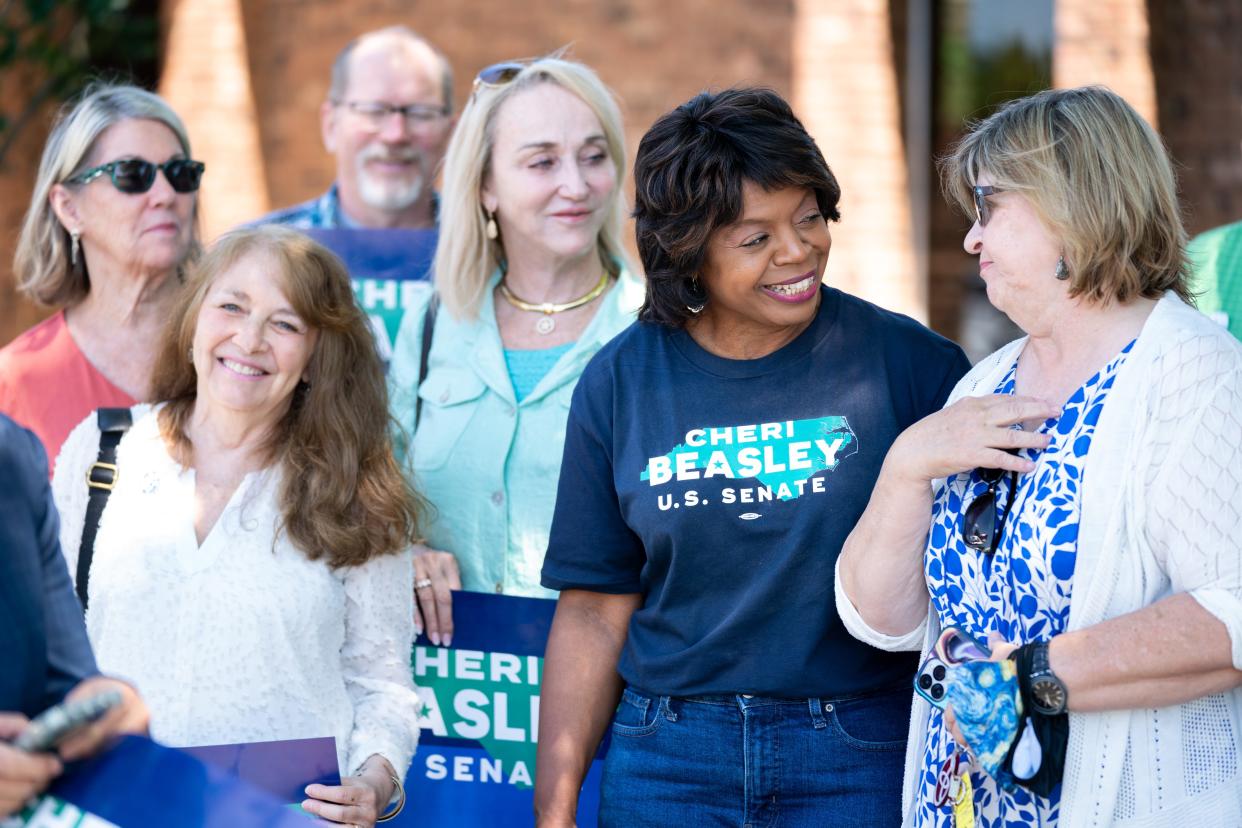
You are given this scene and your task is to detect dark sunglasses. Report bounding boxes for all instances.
[68,158,205,194]
[972,185,998,226]
[471,58,540,98]
[961,466,1017,555]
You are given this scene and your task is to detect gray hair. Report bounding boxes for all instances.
[14,83,200,308]
[328,26,454,113]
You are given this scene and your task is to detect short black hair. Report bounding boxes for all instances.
[633,87,841,328]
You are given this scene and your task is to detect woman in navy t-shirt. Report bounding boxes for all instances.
[534,88,970,827]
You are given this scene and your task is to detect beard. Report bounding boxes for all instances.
[355,146,427,212]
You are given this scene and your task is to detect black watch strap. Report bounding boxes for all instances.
[1017,640,1068,715]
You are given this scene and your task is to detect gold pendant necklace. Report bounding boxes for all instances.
[498,271,611,335]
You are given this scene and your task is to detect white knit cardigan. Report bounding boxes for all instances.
[836,293,1242,827]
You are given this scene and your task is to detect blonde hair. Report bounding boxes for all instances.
[433,56,630,319]
[15,83,201,308]
[151,226,425,568]
[941,85,1190,304]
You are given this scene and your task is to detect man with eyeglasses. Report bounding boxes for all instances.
[253,26,455,365]
[257,25,455,230]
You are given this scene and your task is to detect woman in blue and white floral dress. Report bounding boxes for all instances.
[915,343,1131,827]
[836,85,1242,828]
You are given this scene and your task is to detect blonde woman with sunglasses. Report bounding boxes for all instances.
[837,86,1242,827]
[1,83,205,466]
[388,56,642,643]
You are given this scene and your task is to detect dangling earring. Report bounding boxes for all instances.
[485,210,499,240]
[187,346,194,363]
[70,230,81,268]
[1054,255,1070,281]
[687,277,705,314]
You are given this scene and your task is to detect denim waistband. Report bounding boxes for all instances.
[625,680,910,709]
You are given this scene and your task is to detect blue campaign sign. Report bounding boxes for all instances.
[11,735,314,827]
[303,228,437,364]
[393,591,607,827]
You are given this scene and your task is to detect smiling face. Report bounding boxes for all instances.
[192,250,318,427]
[58,118,196,279]
[481,82,618,268]
[963,171,1065,334]
[693,182,830,355]
[322,36,453,226]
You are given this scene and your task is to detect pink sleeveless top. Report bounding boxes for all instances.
[0,311,137,471]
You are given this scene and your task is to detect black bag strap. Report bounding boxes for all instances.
[76,406,133,612]
[413,294,440,432]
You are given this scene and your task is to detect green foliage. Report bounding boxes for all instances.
[935,0,1052,135]
[0,0,159,166]
[937,34,1052,133]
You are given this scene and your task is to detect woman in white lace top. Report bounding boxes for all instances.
[52,225,425,827]
[836,86,1242,826]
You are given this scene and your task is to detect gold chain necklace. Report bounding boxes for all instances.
[498,271,611,335]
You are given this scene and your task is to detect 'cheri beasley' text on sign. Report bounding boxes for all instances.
[391,591,604,827]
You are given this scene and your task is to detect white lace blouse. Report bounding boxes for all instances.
[52,404,421,779]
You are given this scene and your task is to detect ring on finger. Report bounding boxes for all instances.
[416,578,433,590]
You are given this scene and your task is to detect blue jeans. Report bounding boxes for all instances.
[599,683,910,828]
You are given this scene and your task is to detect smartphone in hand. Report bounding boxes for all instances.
[12,690,123,753]
[936,626,991,665]
[914,626,992,709]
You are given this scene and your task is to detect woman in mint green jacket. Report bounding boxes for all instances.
[389,56,641,645]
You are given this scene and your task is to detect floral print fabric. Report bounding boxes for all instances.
[914,340,1134,827]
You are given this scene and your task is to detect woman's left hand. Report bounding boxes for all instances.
[413,544,461,647]
[302,757,396,827]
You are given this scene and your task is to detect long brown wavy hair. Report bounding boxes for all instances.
[150,225,424,567]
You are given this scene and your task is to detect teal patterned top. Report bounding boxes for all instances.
[504,342,576,402]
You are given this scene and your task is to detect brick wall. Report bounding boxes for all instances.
[161,0,270,238]
[0,64,59,344]
[2,0,796,345]
[4,0,1241,347]
[794,0,923,321]
[1055,0,1157,125]
[1148,0,1242,236]
[235,0,795,234]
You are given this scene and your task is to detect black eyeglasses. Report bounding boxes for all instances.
[68,158,205,194]
[337,100,450,130]
[972,185,999,227]
[961,466,1017,555]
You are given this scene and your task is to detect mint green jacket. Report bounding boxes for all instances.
[389,269,643,597]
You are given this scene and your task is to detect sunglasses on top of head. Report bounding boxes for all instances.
[972,185,999,227]
[470,51,570,100]
[67,158,206,195]
[470,59,535,99]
